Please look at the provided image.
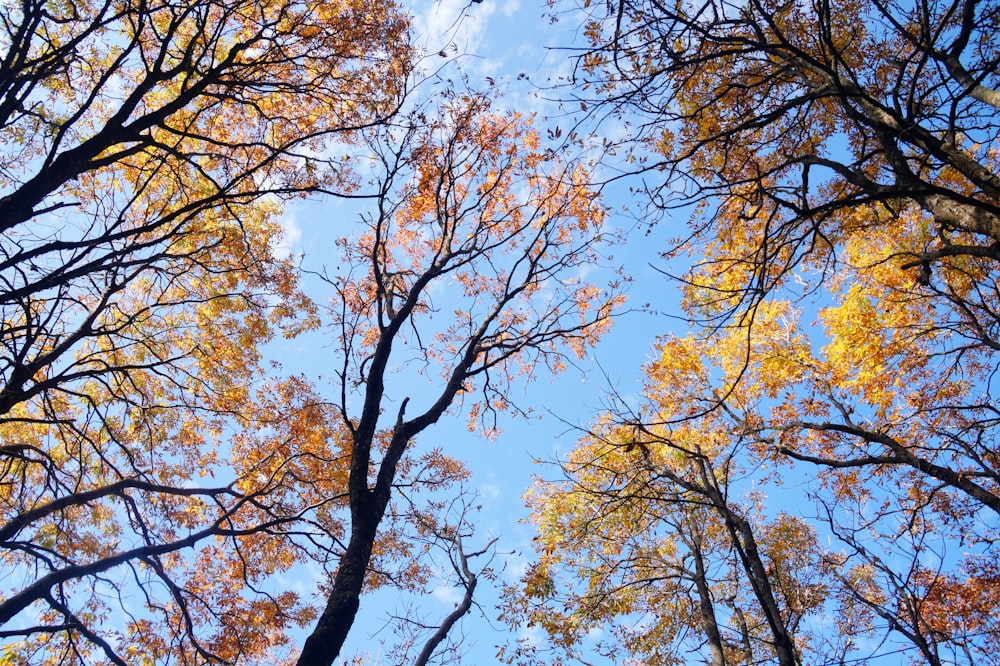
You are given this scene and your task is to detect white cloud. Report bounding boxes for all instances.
[277,559,325,598]
[411,0,497,58]
[274,209,303,260]
[516,622,546,648]
[478,479,502,501]
[499,0,521,17]
[431,582,465,607]
[501,548,531,583]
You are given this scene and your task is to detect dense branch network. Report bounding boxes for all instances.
[0,0,412,661]
[506,1,1000,664]
[297,89,622,666]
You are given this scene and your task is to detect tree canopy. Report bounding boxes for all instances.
[4,0,1000,664]
[508,0,1000,664]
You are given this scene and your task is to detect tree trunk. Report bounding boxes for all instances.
[686,506,728,666]
[296,400,419,666]
[296,490,388,666]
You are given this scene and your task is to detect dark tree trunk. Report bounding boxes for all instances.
[295,489,388,666]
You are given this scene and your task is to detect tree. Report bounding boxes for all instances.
[0,2,623,654]
[1,0,409,421]
[564,0,999,322]
[503,349,829,666]
[367,486,502,666]
[0,0,412,661]
[509,1,1000,662]
[508,294,1000,663]
[295,88,623,666]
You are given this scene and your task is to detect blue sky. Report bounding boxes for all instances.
[269,0,679,662]
[266,2,1000,663]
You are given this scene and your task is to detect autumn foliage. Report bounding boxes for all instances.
[7,0,999,662]
[509,0,1000,664]
[0,0,625,659]
[0,0,412,661]
[296,89,622,666]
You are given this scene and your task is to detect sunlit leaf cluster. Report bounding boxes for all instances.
[511,0,1000,664]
